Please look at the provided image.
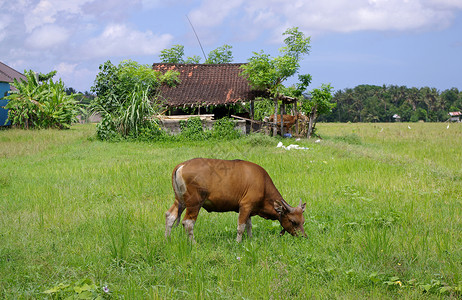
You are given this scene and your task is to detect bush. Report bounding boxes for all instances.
[132,120,168,141]
[178,117,211,141]
[96,115,119,141]
[90,60,179,141]
[5,70,78,129]
[212,117,241,140]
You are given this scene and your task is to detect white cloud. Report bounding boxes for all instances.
[55,62,78,75]
[0,15,12,42]
[189,0,244,27]
[26,25,70,49]
[24,0,92,32]
[82,23,173,58]
[187,0,462,40]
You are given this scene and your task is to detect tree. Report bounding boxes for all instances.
[159,45,185,63]
[205,44,233,64]
[160,44,235,64]
[5,70,78,129]
[301,84,335,138]
[90,60,179,140]
[240,27,311,136]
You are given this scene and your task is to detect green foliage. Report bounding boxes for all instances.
[211,117,241,139]
[96,114,119,141]
[90,61,122,115]
[119,87,155,136]
[159,44,185,63]
[178,116,210,141]
[301,84,336,137]
[326,85,462,122]
[43,278,110,299]
[241,27,311,95]
[280,27,311,59]
[252,97,274,121]
[159,44,235,65]
[185,55,202,64]
[241,51,279,91]
[91,60,178,140]
[94,85,163,140]
[301,84,336,116]
[5,70,78,129]
[175,117,241,141]
[205,44,233,64]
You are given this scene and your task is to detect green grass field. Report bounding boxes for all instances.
[0,123,461,299]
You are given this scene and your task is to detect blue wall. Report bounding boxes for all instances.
[0,82,11,126]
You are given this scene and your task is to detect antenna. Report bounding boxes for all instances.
[186,15,207,62]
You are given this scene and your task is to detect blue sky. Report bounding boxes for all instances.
[1,0,461,93]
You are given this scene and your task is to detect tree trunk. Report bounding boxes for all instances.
[250,99,254,133]
[273,96,278,137]
[280,102,285,136]
[294,99,299,136]
[307,106,317,139]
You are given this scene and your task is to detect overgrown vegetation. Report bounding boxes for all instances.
[175,116,242,141]
[90,60,179,140]
[0,123,460,299]
[4,70,78,129]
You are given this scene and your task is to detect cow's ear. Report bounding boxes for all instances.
[274,202,286,215]
[299,199,306,212]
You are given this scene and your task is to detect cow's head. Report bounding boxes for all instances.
[274,200,307,237]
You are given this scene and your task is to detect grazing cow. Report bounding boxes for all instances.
[165,158,307,242]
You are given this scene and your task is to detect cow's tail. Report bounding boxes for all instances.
[172,164,186,226]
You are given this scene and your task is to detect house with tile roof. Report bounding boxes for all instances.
[152,63,265,108]
[152,63,269,134]
[0,62,27,126]
[448,111,461,122]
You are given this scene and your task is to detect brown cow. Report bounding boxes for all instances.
[165,158,307,242]
[268,113,307,132]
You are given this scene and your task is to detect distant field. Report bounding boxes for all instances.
[0,123,460,299]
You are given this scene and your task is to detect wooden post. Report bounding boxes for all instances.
[250,99,254,133]
[273,97,278,137]
[280,102,285,136]
[294,99,299,136]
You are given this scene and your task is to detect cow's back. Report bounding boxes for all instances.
[176,158,278,212]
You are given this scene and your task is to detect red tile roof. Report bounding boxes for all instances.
[152,63,265,107]
[0,61,26,83]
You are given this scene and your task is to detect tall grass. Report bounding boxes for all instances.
[0,123,461,298]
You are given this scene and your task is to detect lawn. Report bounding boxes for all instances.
[0,122,461,299]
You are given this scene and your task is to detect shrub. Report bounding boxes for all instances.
[5,70,78,129]
[90,60,179,141]
[96,114,119,141]
[178,117,211,141]
[212,117,241,140]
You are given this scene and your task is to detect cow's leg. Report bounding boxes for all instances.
[165,199,186,238]
[245,217,252,239]
[165,200,179,238]
[237,207,252,243]
[182,206,200,243]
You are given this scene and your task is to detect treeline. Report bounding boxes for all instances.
[319,85,462,122]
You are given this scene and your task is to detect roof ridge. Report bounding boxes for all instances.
[0,61,26,83]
